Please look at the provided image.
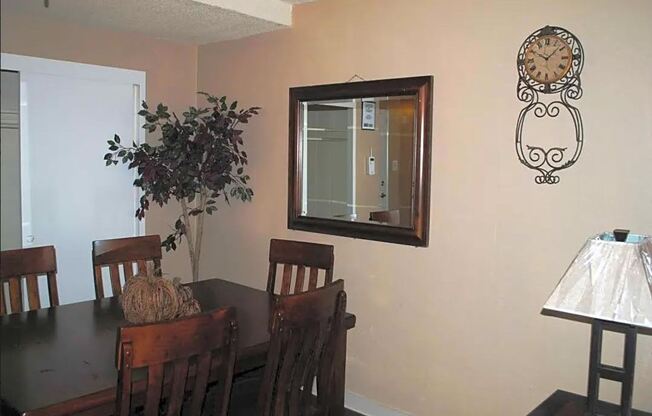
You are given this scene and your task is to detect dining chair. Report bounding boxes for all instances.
[369,209,400,225]
[0,245,59,316]
[115,307,239,416]
[92,235,162,299]
[267,239,334,295]
[258,279,346,416]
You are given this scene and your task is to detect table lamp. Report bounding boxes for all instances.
[542,229,652,416]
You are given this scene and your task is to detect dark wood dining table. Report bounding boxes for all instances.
[0,278,356,416]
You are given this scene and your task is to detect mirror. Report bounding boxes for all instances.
[288,76,432,246]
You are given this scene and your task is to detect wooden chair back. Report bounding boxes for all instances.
[369,209,400,225]
[92,235,162,299]
[115,307,239,416]
[259,280,346,416]
[0,245,59,315]
[267,239,334,295]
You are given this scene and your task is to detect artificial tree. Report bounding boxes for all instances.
[105,92,259,281]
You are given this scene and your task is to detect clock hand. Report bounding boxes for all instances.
[546,45,563,59]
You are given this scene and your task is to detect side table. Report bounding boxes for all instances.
[528,390,652,416]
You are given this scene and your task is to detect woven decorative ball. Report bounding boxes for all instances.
[121,274,201,324]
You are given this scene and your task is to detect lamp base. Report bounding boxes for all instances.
[587,320,637,416]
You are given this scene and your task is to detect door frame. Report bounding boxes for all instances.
[0,53,147,243]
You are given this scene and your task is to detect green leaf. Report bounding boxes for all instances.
[142,100,148,109]
[114,134,120,143]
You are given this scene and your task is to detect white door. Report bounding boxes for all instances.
[1,54,145,305]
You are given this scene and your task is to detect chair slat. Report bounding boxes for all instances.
[26,274,41,310]
[165,358,189,416]
[123,263,134,281]
[144,364,164,416]
[273,331,300,415]
[325,267,334,285]
[8,279,22,314]
[308,267,319,290]
[109,264,122,296]
[211,326,238,416]
[259,323,282,416]
[47,271,59,306]
[137,260,148,275]
[281,264,293,295]
[0,284,6,315]
[289,328,318,414]
[188,351,212,415]
[153,258,162,277]
[116,343,134,416]
[267,239,334,295]
[93,266,105,299]
[294,265,306,294]
[266,262,277,293]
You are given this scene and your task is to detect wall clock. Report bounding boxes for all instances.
[516,25,584,184]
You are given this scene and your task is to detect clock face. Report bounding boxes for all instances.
[524,35,572,84]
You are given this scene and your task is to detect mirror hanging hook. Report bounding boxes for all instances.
[345,74,366,83]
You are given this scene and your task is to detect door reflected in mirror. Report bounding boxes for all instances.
[302,96,416,228]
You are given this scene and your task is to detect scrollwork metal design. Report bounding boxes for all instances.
[516,26,584,184]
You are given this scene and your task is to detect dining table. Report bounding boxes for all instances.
[0,278,356,416]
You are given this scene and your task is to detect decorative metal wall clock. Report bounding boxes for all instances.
[516,25,584,184]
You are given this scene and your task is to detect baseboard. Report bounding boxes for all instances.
[345,391,412,416]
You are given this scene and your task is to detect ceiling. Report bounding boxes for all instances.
[1,0,318,45]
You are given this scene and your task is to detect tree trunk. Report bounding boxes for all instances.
[180,199,199,282]
[180,191,207,282]
[193,190,207,282]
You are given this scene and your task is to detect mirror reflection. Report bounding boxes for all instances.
[300,95,416,227]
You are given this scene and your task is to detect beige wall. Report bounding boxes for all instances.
[1,11,199,278]
[197,0,652,414]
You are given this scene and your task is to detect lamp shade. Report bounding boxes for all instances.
[543,232,652,329]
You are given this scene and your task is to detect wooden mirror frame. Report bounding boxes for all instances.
[288,76,433,246]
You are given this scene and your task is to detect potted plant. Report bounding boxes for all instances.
[105,92,260,281]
